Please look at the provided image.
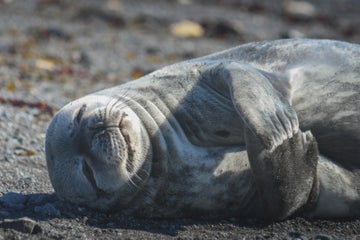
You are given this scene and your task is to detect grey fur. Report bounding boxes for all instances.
[46,39,360,220]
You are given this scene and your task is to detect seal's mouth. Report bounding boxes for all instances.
[82,160,110,198]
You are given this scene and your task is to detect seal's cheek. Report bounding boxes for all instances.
[46,114,97,202]
[46,121,121,210]
[53,156,98,203]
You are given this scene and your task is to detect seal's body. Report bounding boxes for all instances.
[46,39,360,220]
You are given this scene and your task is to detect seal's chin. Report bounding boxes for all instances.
[45,95,152,211]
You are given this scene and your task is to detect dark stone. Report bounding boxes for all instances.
[34,203,61,217]
[0,217,42,234]
[27,193,58,206]
[314,234,332,240]
[0,192,27,210]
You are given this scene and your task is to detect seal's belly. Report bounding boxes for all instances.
[128,82,260,217]
[151,145,260,218]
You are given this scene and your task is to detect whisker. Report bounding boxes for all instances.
[109,94,125,115]
[112,88,142,110]
[127,174,141,189]
[100,89,147,191]
[103,90,131,120]
[126,167,150,189]
[136,168,150,179]
[103,97,115,124]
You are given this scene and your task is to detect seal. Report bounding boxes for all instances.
[46,39,360,220]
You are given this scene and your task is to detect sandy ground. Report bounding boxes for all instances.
[0,0,359,239]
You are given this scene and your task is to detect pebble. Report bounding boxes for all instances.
[18,176,32,185]
[34,203,61,217]
[280,29,306,39]
[169,20,204,38]
[283,0,316,18]
[0,209,10,217]
[313,234,332,240]
[0,192,27,210]
[288,231,305,239]
[27,193,57,205]
[0,217,42,234]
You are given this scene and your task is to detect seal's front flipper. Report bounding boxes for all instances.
[245,128,319,220]
[207,62,299,151]
[204,62,318,220]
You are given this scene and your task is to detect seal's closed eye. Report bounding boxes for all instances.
[75,104,87,124]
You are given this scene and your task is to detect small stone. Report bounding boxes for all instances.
[0,209,10,217]
[201,20,240,39]
[18,176,32,184]
[170,20,204,38]
[35,58,57,71]
[280,29,306,39]
[288,231,305,240]
[177,0,192,5]
[71,50,91,68]
[106,222,115,228]
[0,217,42,234]
[34,203,61,217]
[27,193,57,205]
[314,234,332,240]
[283,0,316,19]
[0,192,27,210]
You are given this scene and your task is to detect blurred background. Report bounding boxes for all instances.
[0,0,359,107]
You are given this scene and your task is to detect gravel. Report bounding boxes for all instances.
[0,0,359,239]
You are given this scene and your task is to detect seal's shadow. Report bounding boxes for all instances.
[0,192,267,236]
[1,192,358,237]
[0,192,60,222]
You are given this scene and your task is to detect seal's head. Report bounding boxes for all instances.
[45,95,152,211]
